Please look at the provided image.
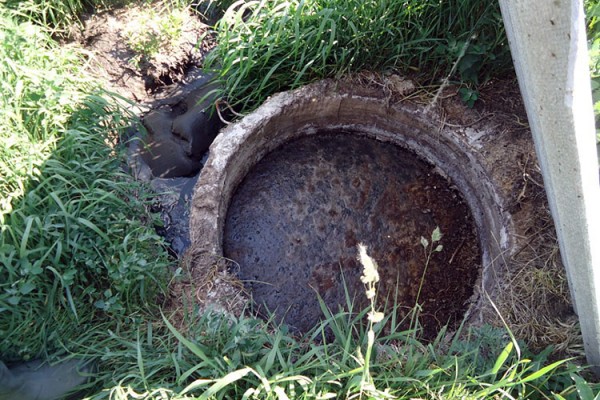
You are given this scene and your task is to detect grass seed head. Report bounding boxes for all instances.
[358,243,379,285]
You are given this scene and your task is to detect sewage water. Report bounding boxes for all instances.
[223,132,480,337]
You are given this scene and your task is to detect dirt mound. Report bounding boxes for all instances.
[74,3,214,102]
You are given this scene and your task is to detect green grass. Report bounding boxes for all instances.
[2,0,196,35]
[123,3,188,68]
[205,0,512,113]
[77,283,596,399]
[3,0,99,33]
[0,5,170,362]
[69,243,597,399]
[586,0,600,145]
[194,0,238,22]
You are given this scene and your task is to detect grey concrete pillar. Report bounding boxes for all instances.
[498,0,600,371]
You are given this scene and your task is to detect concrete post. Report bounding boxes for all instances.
[498,0,600,371]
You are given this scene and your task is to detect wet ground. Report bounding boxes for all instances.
[223,132,481,338]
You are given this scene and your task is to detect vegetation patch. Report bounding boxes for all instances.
[206,0,512,112]
[82,246,597,399]
[0,5,170,362]
[123,5,186,67]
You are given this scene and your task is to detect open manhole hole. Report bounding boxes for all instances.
[223,132,480,337]
[188,80,516,339]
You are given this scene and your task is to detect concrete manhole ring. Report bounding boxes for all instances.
[187,79,519,336]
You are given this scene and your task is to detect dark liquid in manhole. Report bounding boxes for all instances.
[224,132,481,338]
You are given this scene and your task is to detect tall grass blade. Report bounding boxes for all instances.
[491,341,513,375]
[180,378,213,396]
[573,372,600,400]
[199,366,253,400]
[161,311,218,369]
[519,359,569,384]
[136,330,147,389]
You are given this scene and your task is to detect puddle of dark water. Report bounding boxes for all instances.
[151,175,198,256]
[223,132,480,338]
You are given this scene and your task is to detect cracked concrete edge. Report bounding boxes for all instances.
[187,79,528,320]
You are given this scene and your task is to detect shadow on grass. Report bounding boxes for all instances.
[0,93,171,363]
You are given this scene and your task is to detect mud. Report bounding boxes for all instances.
[151,175,199,256]
[223,132,480,337]
[140,80,223,178]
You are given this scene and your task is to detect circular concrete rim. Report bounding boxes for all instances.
[190,79,515,309]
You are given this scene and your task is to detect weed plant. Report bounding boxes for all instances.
[3,0,100,33]
[0,6,170,361]
[79,245,598,399]
[123,4,187,67]
[206,0,512,113]
[195,0,238,22]
[3,0,195,34]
